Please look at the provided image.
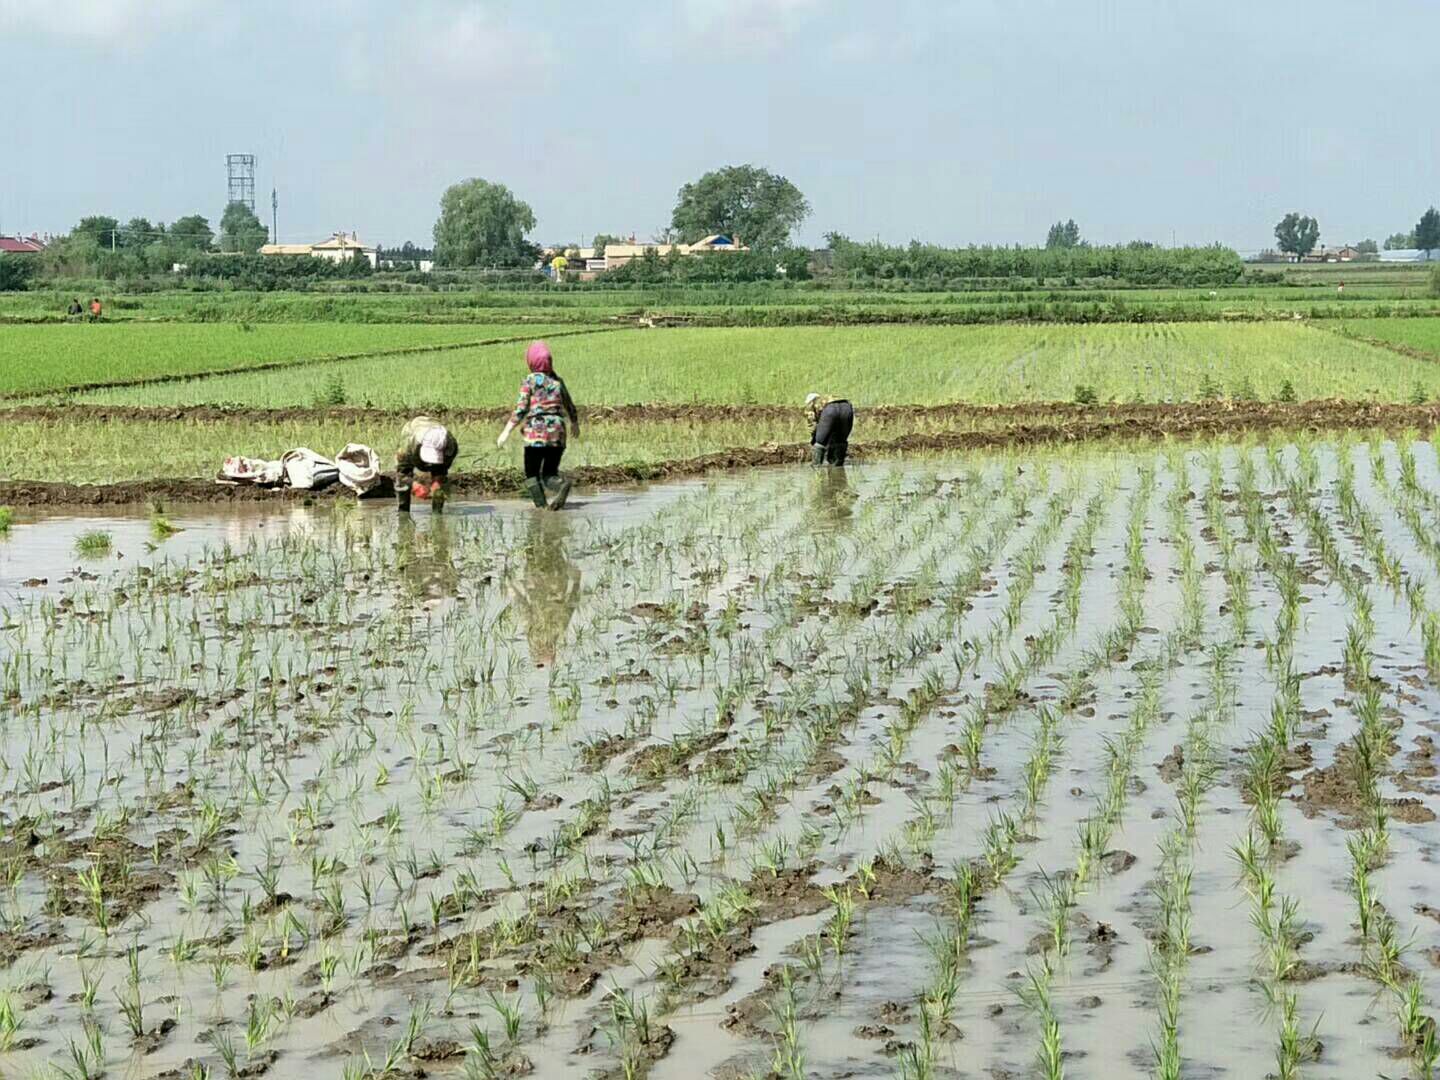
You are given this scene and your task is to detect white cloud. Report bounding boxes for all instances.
[681,0,827,50]
[0,0,203,44]
[398,3,552,85]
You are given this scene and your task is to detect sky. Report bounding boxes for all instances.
[2,0,1436,251]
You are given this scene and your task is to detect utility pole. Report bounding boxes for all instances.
[271,188,278,244]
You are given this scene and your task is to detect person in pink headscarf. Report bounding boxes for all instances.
[497,340,580,509]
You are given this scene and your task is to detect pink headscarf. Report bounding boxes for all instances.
[525,340,554,375]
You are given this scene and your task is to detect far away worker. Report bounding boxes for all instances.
[396,416,457,514]
[805,393,854,466]
[497,340,580,510]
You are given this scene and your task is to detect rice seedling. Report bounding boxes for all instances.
[73,529,114,558]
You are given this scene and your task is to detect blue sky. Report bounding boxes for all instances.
[3,0,1436,250]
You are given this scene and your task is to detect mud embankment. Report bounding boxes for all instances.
[9,397,1440,429]
[5,400,1440,507]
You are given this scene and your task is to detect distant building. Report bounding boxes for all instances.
[0,235,45,254]
[259,232,378,268]
[258,244,319,257]
[601,233,749,271]
[1379,248,1433,263]
[309,232,378,267]
[1334,246,1361,262]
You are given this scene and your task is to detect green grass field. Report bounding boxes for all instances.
[54,321,1440,409]
[0,322,561,395]
[1331,317,1440,359]
[4,281,1438,329]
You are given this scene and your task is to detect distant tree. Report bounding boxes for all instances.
[169,214,214,252]
[74,215,120,250]
[670,165,810,252]
[1045,219,1084,249]
[1355,238,1379,254]
[651,227,680,244]
[1273,213,1320,261]
[122,217,157,249]
[219,202,268,253]
[592,233,623,256]
[1384,231,1416,251]
[432,178,538,267]
[1415,207,1440,259]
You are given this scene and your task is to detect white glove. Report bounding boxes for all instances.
[496,433,509,448]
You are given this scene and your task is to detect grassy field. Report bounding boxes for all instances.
[4,281,1439,328]
[1331,316,1440,358]
[51,321,1440,410]
[0,322,566,396]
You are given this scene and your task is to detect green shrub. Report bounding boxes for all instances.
[1198,374,1222,400]
[1073,384,1099,405]
[0,507,11,533]
[0,255,37,292]
[1430,264,1440,298]
[1276,380,1297,403]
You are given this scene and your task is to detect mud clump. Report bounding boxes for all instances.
[1156,745,1185,783]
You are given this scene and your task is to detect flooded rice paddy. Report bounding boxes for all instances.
[3,439,1440,1079]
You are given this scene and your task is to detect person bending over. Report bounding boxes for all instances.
[396,416,457,513]
[805,393,854,466]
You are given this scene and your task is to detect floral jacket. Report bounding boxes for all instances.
[513,373,579,447]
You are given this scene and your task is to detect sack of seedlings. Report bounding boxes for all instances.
[279,448,340,490]
[336,443,382,495]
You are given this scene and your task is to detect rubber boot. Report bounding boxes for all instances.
[525,478,548,508]
[544,476,573,511]
[811,444,827,467]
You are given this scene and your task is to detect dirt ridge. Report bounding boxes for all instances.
[8,397,1440,428]
[6,400,1440,506]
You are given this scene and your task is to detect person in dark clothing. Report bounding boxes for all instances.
[496,340,580,510]
[395,416,458,514]
[67,299,83,319]
[805,393,854,466]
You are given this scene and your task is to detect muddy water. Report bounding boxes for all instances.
[1,449,1439,1079]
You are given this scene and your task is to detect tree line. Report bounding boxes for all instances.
[824,235,1245,286]
[1272,207,1439,260]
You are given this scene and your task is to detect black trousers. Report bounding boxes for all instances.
[812,400,854,465]
[524,445,565,480]
[396,451,454,508]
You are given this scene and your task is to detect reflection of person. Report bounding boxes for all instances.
[507,514,583,667]
[811,464,858,529]
[396,416,458,514]
[396,516,460,601]
[805,393,854,466]
[496,341,580,510]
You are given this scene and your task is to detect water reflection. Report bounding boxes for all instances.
[395,516,460,601]
[810,466,858,532]
[507,513,583,667]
